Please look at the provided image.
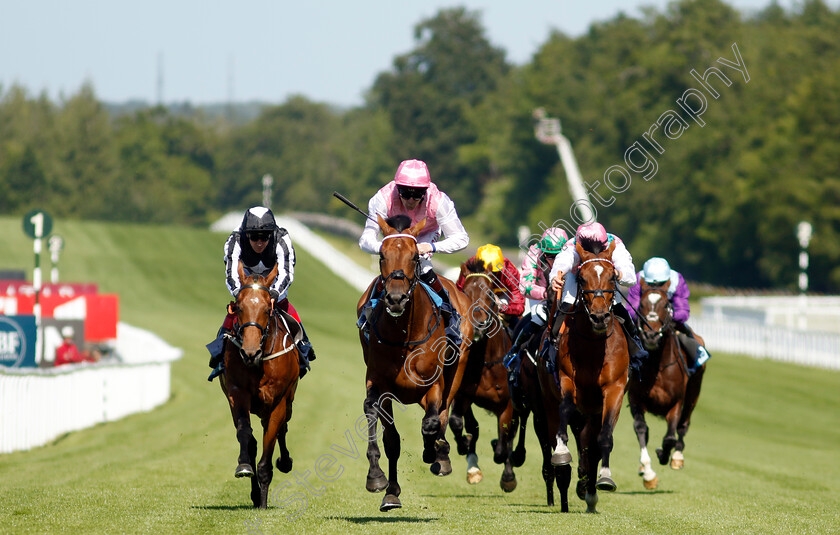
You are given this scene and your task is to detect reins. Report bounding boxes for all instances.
[227,283,296,363]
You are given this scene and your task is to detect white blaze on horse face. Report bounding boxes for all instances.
[647,293,662,305]
[594,265,604,282]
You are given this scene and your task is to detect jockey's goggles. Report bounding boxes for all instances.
[398,185,427,200]
[247,231,271,242]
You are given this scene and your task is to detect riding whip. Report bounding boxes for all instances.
[333,192,377,223]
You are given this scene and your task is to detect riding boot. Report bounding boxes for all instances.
[296,323,315,379]
[206,311,236,382]
[541,302,573,371]
[422,270,462,347]
[356,277,384,332]
[615,304,648,375]
[504,319,538,369]
[675,322,711,373]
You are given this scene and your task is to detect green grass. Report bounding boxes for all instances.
[1,216,839,534]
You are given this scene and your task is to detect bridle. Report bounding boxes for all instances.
[379,233,421,299]
[368,233,440,348]
[226,282,296,361]
[463,272,502,338]
[576,257,618,322]
[638,287,674,347]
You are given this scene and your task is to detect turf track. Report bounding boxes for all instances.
[0,217,838,534]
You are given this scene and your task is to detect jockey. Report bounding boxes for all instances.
[359,159,469,345]
[627,257,711,372]
[456,243,525,334]
[206,206,315,381]
[548,222,648,371]
[503,227,567,364]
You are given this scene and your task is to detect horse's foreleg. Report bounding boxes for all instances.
[550,391,575,466]
[379,400,402,512]
[657,401,682,467]
[497,402,517,492]
[510,407,529,468]
[363,385,387,493]
[595,384,625,494]
[579,417,600,513]
[228,389,256,480]
[448,396,469,456]
[254,401,287,509]
[673,370,705,470]
[630,401,657,489]
[464,406,482,484]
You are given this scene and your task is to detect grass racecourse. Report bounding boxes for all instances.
[1,216,839,535]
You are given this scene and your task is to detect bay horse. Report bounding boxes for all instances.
[219,262,300,508]
[448,258,518,492]
[628,281,706,489]
[358,215,473,512]
[538,239,629,513]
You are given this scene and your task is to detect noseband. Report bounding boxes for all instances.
[380,233,421,298]
[232,283,275,350]
[576,258,617,320]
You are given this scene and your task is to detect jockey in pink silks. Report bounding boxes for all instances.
[358,159,469,344]
[627,257,711,372]
[548,222,649,372]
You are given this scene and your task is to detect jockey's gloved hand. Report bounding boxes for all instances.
[269,289,280,302]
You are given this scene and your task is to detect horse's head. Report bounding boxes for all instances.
[637,279,673,350]
[575,239,617,334]
[459,258,500,341]
[378,215,426,317]
[231,261,278,367]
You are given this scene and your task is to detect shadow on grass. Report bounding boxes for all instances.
[192,504,262,511]
[616,490,675,495]
[333,515,438,524]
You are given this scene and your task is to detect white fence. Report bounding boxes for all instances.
[0,322,182,454]
[690,317,840,370]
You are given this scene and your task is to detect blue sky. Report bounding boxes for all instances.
[0,0,829,107]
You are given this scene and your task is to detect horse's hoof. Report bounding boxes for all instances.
[500,475,517,493]
[671,457,684,470]
[467,467,483,484]
[235,463,254,478]
[276,456,293,473]
[366,474,388,493]
[596,476,617,492]
[380,494,402,512]
[431,460,452,476]
[643,476,659,490]
[638,463,645,476]
[422,447,436,464]
[551,452,572,466]
[655,448,669,465]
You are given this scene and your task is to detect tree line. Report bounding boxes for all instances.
[1,0,838,292]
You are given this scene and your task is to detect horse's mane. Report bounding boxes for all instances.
[578,236,606,255]
[386,215,412,232]
[465,258,486,274]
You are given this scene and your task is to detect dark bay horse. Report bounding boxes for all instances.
[449,258,518,492]
[357,215,474,512]
[628,281,706,489]
[219,262,299,508]
[538,240,629,513]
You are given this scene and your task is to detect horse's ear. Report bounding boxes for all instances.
[408,218,427,237]
[640,278,650,292]
[459,261,469,279]
[604,239,617,257]
[378,215,396,236]
[661,278,671,292]
[237,261,247,284]
[575,240,591,261]
[266,263,279,286]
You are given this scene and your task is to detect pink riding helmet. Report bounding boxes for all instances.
[394,159,431,187]
[575,222,608,246]
[543,227,569,241]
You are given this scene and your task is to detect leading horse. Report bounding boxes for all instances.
[358,215,473,512]
[538,240,629,513]
[628,281,706,489]
[219,262,300,508]
[449,258,518,492]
